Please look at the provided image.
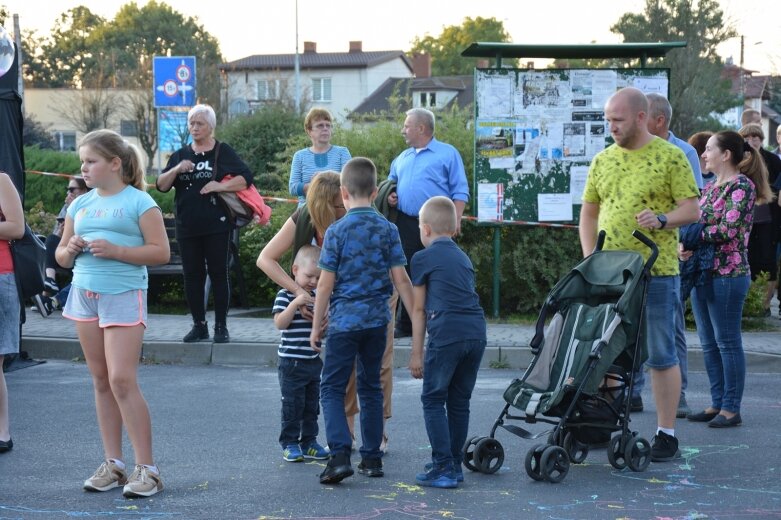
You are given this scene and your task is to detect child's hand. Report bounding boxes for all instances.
[310,326,322,352]
[66,234,88,256]
[408,352,423,379]
[87,239,119,259]
[293,293,315,309]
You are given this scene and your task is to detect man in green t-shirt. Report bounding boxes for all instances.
[580,87,699,463]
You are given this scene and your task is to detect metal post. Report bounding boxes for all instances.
[156,108,161,176]
[492,226,500,318]
[294,0,300,113]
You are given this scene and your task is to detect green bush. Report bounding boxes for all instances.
[744,272,769,318]
[23,146,81,213]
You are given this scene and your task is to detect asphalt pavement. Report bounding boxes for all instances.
[2,362,780,519]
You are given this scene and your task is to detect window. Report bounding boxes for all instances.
[312,77,332,102]
[419,92,437,108]
[257,79,279,100]
[54,131,76,152]
[120,120,138,137]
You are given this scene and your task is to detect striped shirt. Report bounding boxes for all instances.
[273,289,319,359]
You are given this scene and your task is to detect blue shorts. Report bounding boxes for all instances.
[63,287,147,328]
[643,276,683,370]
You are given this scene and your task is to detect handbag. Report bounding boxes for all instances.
[210,141,258,227]
[9,224,47,300]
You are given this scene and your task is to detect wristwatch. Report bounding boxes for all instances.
[656,214,668,229]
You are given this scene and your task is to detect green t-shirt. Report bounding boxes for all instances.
[582,137,699,275]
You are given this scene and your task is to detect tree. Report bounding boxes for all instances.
[53,88,124,134]
[610,0,739,137]
[23,114,56,149]
[410,17,514,76]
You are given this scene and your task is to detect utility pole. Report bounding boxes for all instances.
[13,14,23,115]
[294,0,300,114]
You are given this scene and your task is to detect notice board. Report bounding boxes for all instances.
[474,68,669,224]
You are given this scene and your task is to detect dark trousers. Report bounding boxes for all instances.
[422,339,486,467]
[321,326,386,459]
[45,234,60,271]
[178,231,231,325]
[395,211,424,333]
[278,356,323,447]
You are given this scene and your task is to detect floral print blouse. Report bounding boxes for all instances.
[699,174,755,277]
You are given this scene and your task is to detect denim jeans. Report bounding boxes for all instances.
[278,356,323,447]
[320,326,386,459]
[421,339,486,467]
[691,275,749,413]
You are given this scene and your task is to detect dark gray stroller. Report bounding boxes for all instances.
[463,231,658,483]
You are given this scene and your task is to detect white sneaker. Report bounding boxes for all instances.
[83,460,127,492]
[122,465,164,498]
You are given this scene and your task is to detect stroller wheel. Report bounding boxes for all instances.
[462,436,486,472]
[524,444,547,481]
[625,435,651,472]
[474,437,504,474]
[541,446,570,483]
[563,432,589,464]
[607,434,628,470]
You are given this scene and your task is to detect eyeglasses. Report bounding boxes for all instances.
[67,187,81,193]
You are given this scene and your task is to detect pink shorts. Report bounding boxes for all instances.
[63,287,147,328]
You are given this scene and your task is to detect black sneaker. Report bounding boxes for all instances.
[357,458,384,477]
[33,294,55,318]
[213,324,230,343]
[320,452,353,484]
[43,277,59,294]
[630,395,644,412]
[651,431,680,462]
[183,322,209,343]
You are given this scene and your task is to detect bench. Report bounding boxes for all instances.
[148,217,248,308]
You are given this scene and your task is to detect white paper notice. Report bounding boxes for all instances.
[478,183,504,222]
[633,77,668,95]
[537,193,573,221]
[477,74,513,118]
[569,165,589,201]
[591,70,617,109]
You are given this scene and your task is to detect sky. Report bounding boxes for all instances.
[8,0,781,74]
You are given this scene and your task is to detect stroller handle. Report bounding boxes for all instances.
[632,230,659,270]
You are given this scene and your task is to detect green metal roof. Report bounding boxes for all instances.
[461,42,687,60]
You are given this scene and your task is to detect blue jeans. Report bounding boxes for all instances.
[691,275,749,413]
[55,283,71,308]
[422,339,486,467]
[632,276,684,398]
[278,356,323,448]
[320,326,386,459]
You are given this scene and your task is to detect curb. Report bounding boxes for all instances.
[20,337,781,373]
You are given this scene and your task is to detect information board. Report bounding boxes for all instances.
[474,68,669,224]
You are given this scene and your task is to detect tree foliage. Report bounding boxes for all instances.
[410,17,514,76]
[23,115,57,149]
[610,0,739,137]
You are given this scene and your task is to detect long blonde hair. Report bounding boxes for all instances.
[305,171,341,236]
[80,130,146,190]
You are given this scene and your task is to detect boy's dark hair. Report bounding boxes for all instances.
[293,244,321,268]
[341,157,377,199]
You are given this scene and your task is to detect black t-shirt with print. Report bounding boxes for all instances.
[161,142,253,238]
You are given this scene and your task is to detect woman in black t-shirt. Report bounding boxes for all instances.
[156,104,253,343]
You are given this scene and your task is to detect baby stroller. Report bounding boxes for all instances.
[463,230,658,483]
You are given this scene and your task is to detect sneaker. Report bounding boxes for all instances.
[424,461,464,482]
[676,394,691,419]
[416,463,458,488]
[213,323,230,344]
[357,457,384,477]
[44,277,59,294]
[183,322,209,343]
[630,395,644,412]
[283,444,304,462]
[122,465,163,498]
[302,442,330,460]
[33,294,55,318]
[650,431,681,462]
[83,460,127,492]
[320,452,354,484]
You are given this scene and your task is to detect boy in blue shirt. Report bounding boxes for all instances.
[272,245,329,463]
[310,157,415,484]
[408,196,487,488]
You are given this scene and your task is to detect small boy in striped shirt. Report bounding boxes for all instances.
[273,245,329,462]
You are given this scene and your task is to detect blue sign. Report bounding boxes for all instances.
[153,56,196,108]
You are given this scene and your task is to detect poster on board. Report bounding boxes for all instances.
[474,68,670,224]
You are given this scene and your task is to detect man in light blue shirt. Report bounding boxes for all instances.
[387,108,469,336]
[646,93,703,189]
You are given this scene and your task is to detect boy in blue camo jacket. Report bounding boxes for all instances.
[310,157,415,484]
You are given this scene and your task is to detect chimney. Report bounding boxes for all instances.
[304,41,317,53]
[412,53,431,78]
[349,41,362,53]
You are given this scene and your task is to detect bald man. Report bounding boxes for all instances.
[580,87,699,462]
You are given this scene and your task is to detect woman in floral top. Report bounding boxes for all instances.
[684,131,772,428]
